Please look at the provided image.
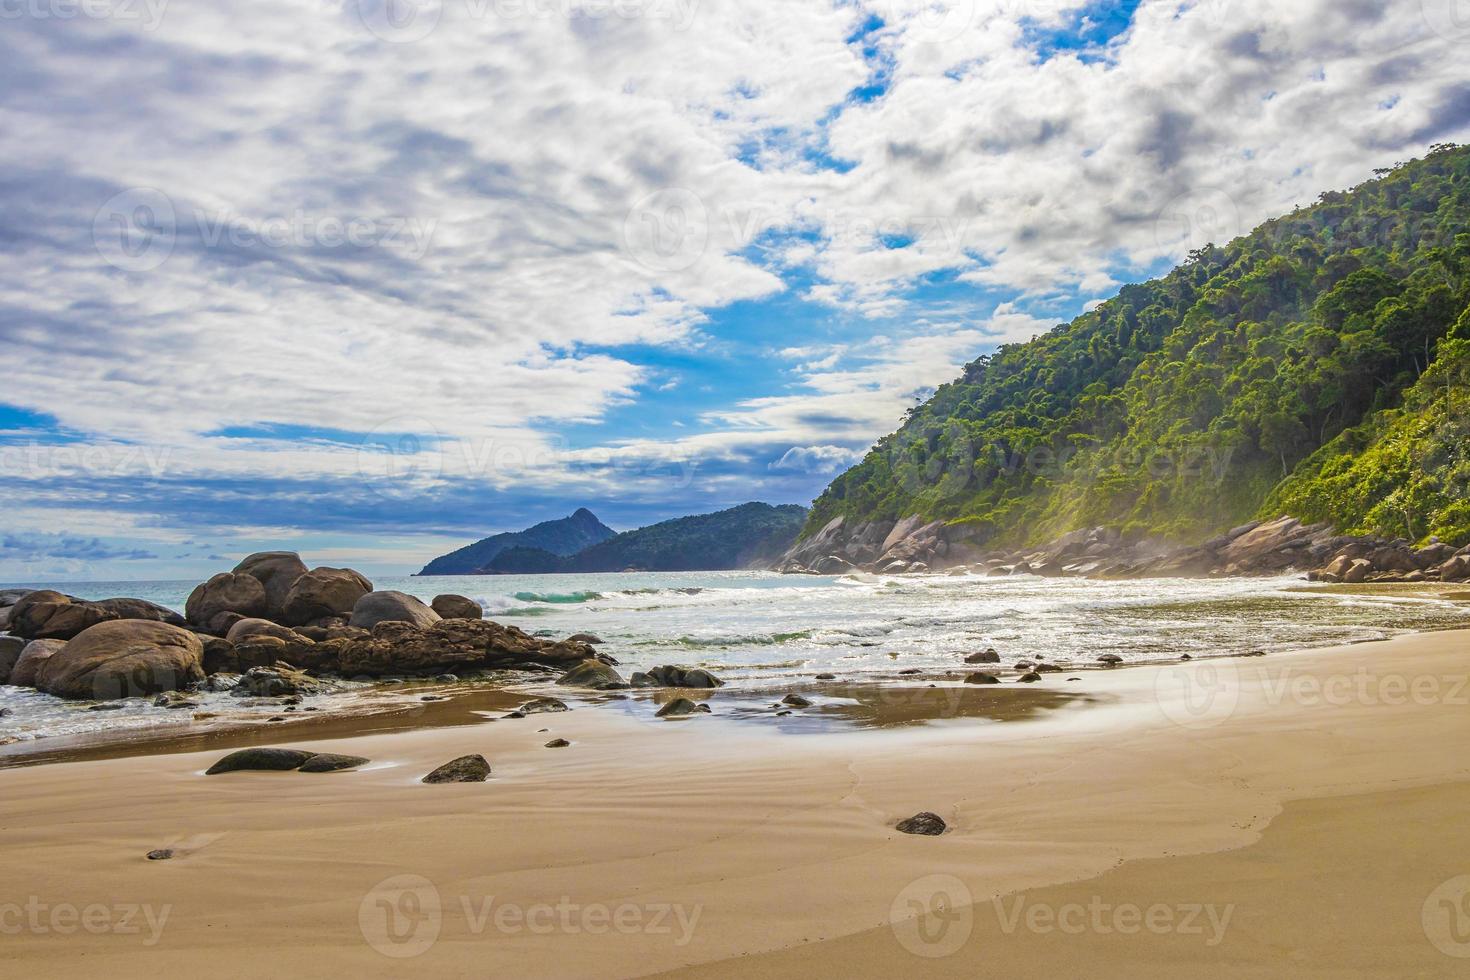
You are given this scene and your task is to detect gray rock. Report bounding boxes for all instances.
[895,812,947,836]
[0,634,25,685]
[1097,654,1124,666]
[566,633,604,644]
[185,572,268,632]
[281,567,374,627]
[781,694,813,707]
[519,697,570,715]
[544,738,570,748]
[233,552,309,621]
[965,649,1001,664]
[349,590,440,631]
[1018,672,1042,683]
[964,672,1000,685]
[299,753,370,773]
[655,697,710,718]
[431,594,483,620]
[37,621,204,700]
[422,754,491,783]
[146,849,174,861]
[205,747,318,775]
[556,659,626,689]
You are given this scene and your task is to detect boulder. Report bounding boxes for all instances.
[814,556,857,575]
[1441,555,1470,583]
[7,592,185,641]
[422,754,491,783]
[232,664,333,698]
[234,552,309,620]
[226,618,310,644]
[544,738,571,748]
[430,594,483,620]
[349,591,440,631]
[185,572,267,632]
[0,635,26,685]
[281,567,373,627]
[37,621,204,700]
[1097,654,1124,666]
[965,649,1001,664]
[1017,672,1042,683]
[781,693,813,707]
[566,633,604,644]
[895,812,947,836]
[205,747,317,775]
[655,697,710,718]
[628,664,725,689]
[299,753,370,773]
[964,672,1000,685]
[1342,559,1373,584]
[331,619,600,677]
[556,659,627,689]
[9,639,66,688]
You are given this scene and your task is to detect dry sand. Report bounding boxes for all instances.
[2,629,1470,977]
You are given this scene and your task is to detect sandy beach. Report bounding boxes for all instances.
[3,629,1470,977]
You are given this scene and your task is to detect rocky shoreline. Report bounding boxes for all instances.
[0,552,625,707]
[776,514,1470,585]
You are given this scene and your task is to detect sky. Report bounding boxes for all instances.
[3,0,1469,581]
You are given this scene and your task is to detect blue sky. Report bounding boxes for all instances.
[2,0,1467,580]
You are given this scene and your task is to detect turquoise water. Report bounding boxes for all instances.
[4,570,1469,745]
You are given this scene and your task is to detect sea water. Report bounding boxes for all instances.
[3,571,1468,744]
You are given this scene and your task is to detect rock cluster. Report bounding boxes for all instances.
[777,513,1470,583]
[0,551,609,702]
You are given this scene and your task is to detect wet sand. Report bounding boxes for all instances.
[2,629,1469,977]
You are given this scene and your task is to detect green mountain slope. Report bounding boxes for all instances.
[802,143,1470,550]
[417,508,615,575]
[486,503,810,573]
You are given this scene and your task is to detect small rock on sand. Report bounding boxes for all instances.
[544,738,570,748]
[964,673,1000,685]
[965,649,1001,664]
[895,812,947,836]
[422,754,491,783]
[815,673,836,680]
[299,753,370,773]
[206,747,317,775]
[1098,654,1124,665]
[781,694,813,707]
[146,849,174,861]
[655,698,710,718]
[1018,672,1042,683]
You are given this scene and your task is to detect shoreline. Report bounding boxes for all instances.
[2,628,1469,975]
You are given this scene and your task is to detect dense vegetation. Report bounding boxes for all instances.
[486,503,810,573]
[804,144,1470,549]
[418,508,615,575]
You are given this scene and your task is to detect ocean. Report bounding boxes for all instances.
[3,571,1469,746]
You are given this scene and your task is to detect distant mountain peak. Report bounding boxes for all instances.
[417,509,616,576]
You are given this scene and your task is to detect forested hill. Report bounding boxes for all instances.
[803,143,1470,550]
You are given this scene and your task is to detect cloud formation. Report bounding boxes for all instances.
[2,0,1467,572]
